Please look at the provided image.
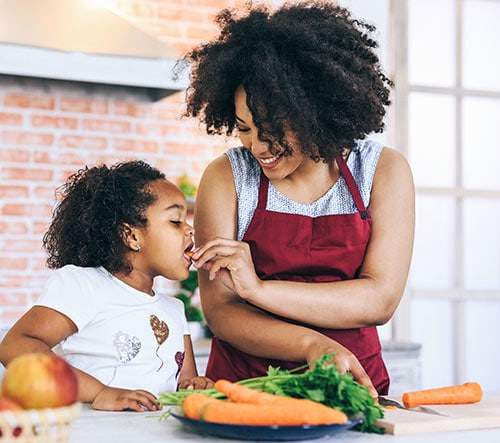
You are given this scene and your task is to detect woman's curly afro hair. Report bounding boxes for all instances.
[43,160,165,274]
[180,0,393,162]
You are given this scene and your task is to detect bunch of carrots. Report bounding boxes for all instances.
[183,379,349,426]
[159,354,386,433]
[160,353,485,434]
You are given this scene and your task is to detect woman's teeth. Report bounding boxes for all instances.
[260,153,282,164]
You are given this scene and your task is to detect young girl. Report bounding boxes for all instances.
[0,160,213,411]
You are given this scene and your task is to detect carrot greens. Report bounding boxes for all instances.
[159,353,385,433]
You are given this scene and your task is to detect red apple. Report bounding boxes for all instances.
[0,396,22,411]
[1,353,78,409]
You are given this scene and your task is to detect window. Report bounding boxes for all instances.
[394,0,500,391]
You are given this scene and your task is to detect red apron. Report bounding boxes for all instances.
[206,156,390,394]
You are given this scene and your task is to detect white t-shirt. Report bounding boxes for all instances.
[35,265,189,395]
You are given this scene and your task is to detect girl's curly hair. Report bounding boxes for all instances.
[180,1,393,162]
[42,160,165,274]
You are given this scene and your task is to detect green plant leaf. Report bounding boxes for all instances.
[180,270,199,292]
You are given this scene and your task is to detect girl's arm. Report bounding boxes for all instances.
[0,306,161,411]
[177,335,213,390]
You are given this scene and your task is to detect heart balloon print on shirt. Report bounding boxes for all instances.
[113,331,141,363]
[150,314,169,371]
[175,351,184,378]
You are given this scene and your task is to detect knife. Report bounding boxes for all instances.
[378,396,447,416]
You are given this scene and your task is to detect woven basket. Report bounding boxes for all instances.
[0,403,80,443]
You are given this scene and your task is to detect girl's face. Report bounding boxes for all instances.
[133,179,194,281]
[234,86,306,180]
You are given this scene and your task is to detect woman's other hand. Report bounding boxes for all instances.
[304,337,378,399]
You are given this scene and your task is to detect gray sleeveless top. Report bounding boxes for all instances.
[226,139,383,241]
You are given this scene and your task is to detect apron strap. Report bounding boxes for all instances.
[257,172,270,210]
[336,155,370,220]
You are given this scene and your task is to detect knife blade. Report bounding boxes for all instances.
[378,396,447,416]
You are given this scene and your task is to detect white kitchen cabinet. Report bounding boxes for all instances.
[382,341,422,395]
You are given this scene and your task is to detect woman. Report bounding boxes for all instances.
[186,1,415,397]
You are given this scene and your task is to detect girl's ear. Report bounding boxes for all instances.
[120,223,138,250]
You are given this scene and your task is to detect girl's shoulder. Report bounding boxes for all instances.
[48,265,110,285]
[38,266,111,330]
[43,266,117,302]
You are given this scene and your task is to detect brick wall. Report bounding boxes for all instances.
[0,0,237,328]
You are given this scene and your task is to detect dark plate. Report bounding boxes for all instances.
[169,406,363,441]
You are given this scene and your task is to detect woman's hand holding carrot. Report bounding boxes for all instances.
[190,237,262,300]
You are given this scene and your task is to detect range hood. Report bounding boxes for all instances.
[0,0,189,100]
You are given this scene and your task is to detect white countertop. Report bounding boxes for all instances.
[68,403,500,443]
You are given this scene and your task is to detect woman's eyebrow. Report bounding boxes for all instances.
[235,115,246,123]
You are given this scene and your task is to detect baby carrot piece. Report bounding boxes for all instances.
[200,399,348,426]
[402,382,483,408]
[182,393,219,419]
[185,251,195,258]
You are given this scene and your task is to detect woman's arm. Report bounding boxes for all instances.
[270,147,415,327]
[195,148,414,330]
[0,306,161,411]
[194,156,320,360]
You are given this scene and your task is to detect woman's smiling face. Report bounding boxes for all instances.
[234,86,307,180]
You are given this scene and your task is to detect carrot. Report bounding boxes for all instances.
[182,393,219,419]
[185,251,195,258]
[402,382,483,408]
[214,379,284,405]
[210,379,348,425]
[200,398,348,426]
